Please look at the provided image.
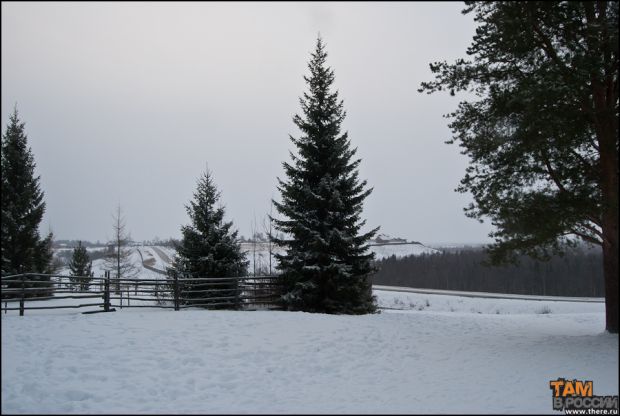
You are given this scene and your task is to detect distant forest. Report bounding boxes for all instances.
[371,246,604,297]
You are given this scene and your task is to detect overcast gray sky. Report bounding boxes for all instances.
[1,1,495,245]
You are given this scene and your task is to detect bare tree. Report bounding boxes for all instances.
[251,213,258,276]
[104,205,138,294]
[262,201,274,276]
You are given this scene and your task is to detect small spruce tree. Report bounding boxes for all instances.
[272,37,378,314]
[1,107,53,297]
[171,169,248,309]
[69,241,93,291]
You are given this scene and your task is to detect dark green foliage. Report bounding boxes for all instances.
[33,231,55,276]
[419,2,618,332]
[273,37,378,314]
[171,169,247,309]
[1,108,53,296]
[373,246,604,297]
[69,241,93,291]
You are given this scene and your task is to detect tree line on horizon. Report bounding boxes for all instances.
[372,246,604,298]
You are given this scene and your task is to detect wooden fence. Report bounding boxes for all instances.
[1,272,284,316]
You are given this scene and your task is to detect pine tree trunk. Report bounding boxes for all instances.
[600,145,618,333]
[597,92,619,333]
[602,236,618,333]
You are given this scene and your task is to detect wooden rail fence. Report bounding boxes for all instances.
[1,272,283,315]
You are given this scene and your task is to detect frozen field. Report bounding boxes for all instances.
[2,290,617,414]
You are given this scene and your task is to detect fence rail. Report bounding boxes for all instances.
[1,272,283,316]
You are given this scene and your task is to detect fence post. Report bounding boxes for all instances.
[174,272,179,311]
[19,274,25,316]
[236,276,240,310]
[104,271,110,312]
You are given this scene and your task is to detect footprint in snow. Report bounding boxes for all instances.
[64,390,93,402]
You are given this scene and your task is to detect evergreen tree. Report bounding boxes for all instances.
[1,108,53,296]
[419,1,618,333]
[69,241,93,291]
[171,169,247,309]
[273,37,378,314]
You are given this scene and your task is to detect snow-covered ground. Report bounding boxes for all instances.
[375,284,604,303]
[2,290,617,414]
[374,289,605,315]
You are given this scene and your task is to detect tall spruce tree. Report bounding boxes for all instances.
[1,108,53,296]
[272,37,378,314]
[171,169,247,309]
[69,241,93,291]
[419,1,618,333]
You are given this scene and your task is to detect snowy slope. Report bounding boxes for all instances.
[54,236,438,277]
[2,299,617,414]
[56,247,167,280]
[369,242,438,259]
[136,246,170,271]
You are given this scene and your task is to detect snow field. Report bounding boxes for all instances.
[2,299,617,414]
[375,290,605,315]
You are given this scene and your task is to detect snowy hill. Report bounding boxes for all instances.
[56,247,167,280]
[369,242,438,260]
[54,237,437,277]
[368,233,439,259]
